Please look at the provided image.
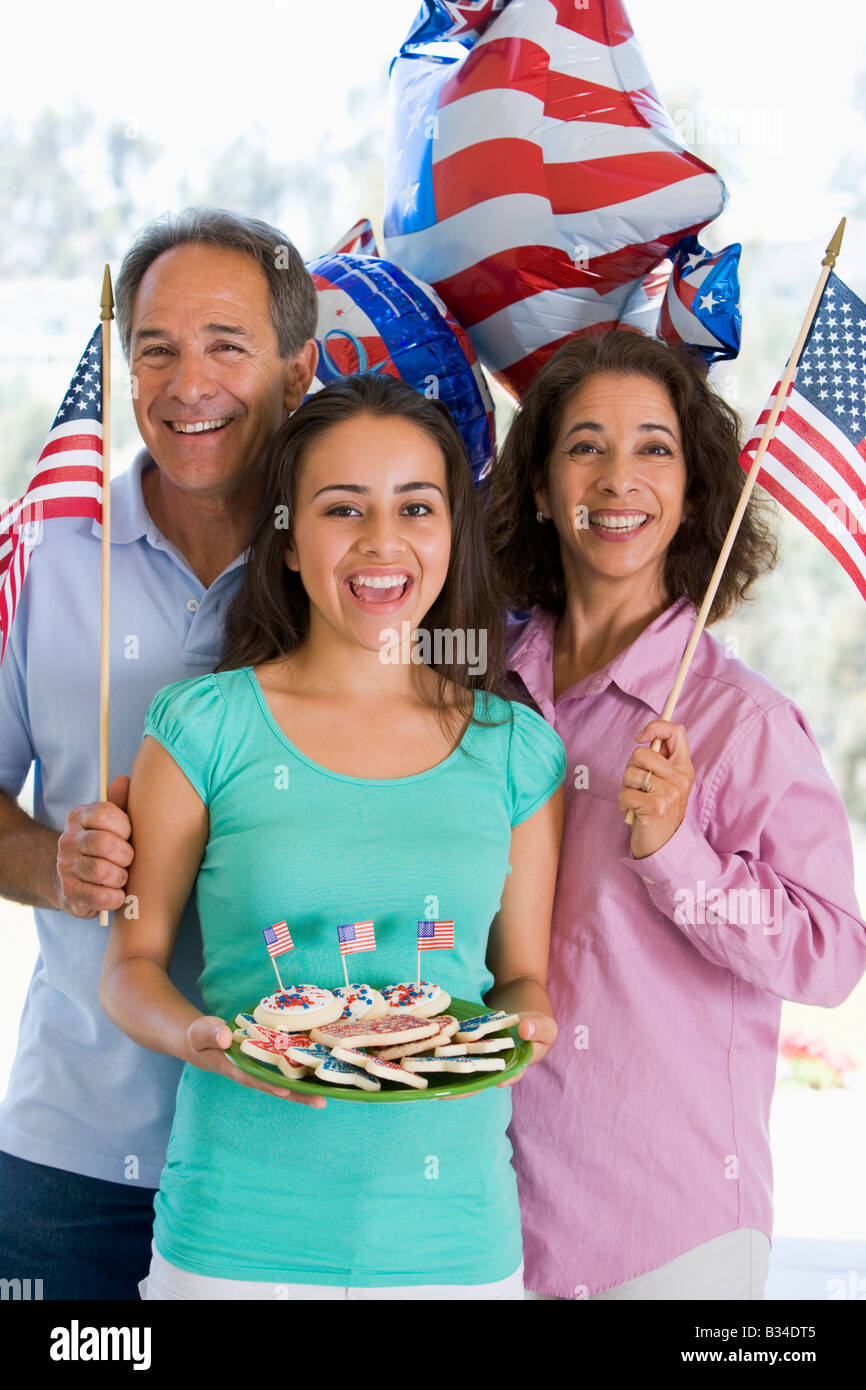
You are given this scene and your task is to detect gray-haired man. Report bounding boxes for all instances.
[0,208,317,1298]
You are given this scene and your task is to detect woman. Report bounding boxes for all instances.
[99,373,565,1299]
[486,329,866,1301]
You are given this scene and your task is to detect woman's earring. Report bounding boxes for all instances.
[536,510,546,522]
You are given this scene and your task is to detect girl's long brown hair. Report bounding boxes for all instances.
[218,373,508,737]
[484,331,778,624]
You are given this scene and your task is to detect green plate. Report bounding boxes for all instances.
[227,996,532,1102]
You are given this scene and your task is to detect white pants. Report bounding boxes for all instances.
[140,1244,524,1301]
[526,1228,770,1300]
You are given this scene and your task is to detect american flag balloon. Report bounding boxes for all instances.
[384,0,730,396]
[305,246,495,481]
[658,235,742,364]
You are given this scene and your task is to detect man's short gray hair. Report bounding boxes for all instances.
[114,206,318,361]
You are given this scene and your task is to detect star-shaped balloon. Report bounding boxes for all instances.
[658,235,742,364]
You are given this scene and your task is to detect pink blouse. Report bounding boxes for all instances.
[507,597,866,1297]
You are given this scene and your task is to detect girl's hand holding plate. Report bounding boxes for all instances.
[496,1010,557,1088]
[184,1015,327,1108]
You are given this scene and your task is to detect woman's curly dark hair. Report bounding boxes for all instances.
[483,330,778,624]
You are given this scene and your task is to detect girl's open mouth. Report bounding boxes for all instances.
[343,573,414,607]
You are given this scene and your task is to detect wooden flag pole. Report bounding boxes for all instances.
[98,266,114,925]
[624,217,846,827]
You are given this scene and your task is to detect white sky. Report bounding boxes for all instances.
[3,0,865,251]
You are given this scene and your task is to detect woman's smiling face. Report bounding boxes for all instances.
[538,370,689,596]
[285,412,452,654]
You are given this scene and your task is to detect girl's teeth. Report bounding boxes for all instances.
[348,574,410,603]
[351,574,409,588]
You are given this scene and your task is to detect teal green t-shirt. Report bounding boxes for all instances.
[144,666,566,1286]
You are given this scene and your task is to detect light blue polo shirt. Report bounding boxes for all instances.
[0,449,246,1186]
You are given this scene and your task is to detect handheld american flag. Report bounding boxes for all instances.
[262,922,295,958]
[740,271,866,602]
[417,919,455,951]
[337,921,377,957]
[0,328,103,662]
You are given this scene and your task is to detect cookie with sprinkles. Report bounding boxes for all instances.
[443,1055,507,1074]
[284,1039,333,1067]
[233,1011,265,1041]
[465,1036,515,1054]
[401,1055,450,1073]
[314,1055,381,1091]
[275,1056,310,1079]
[453,1011,519,1042]
[239,1031,310,1073]
[332,984,387,1021]
[365,1056,428,1089]
[310,1014,439,1049]
[246,1025,310,1051]
[434,1013,461,1040]
[254,985,342,1032]
[374,1015,461,1060]
[330,1044,370,1066]
[379,981,451,1018]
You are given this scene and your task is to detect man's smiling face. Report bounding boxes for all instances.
[129,241,306,498]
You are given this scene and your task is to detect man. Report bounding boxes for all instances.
[0,207,318,1298]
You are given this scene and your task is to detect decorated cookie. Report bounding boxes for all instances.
[332,984,387,1021]
[432,1014,461,1040]
[233,1011,264,1039]
[442,1055,507,1074]
[232,1011,272,1043]
[284,1039,333,1067]
[401,1055,450,1073]
[375,1015,461,1060]
[239,1032,305,1067]
[275,1055,310,1079]
[310,1015,439,1049]
[247,1026,310,1051]
[432,1042,468,1056]
[330,1044,371,1067]
[453,1011,519,1042]
[465,1036,515,1054]
[254,986,343,1032]
[365,1056,428,1089]
[314,1055,381,1091]
[379,981,451,1017]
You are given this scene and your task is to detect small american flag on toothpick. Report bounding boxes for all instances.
[337,920,376,987]
[262,921,294,989]
[416,919,454,984]
[417,919,454,951]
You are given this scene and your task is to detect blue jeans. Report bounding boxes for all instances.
[0,1149,156,1299]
